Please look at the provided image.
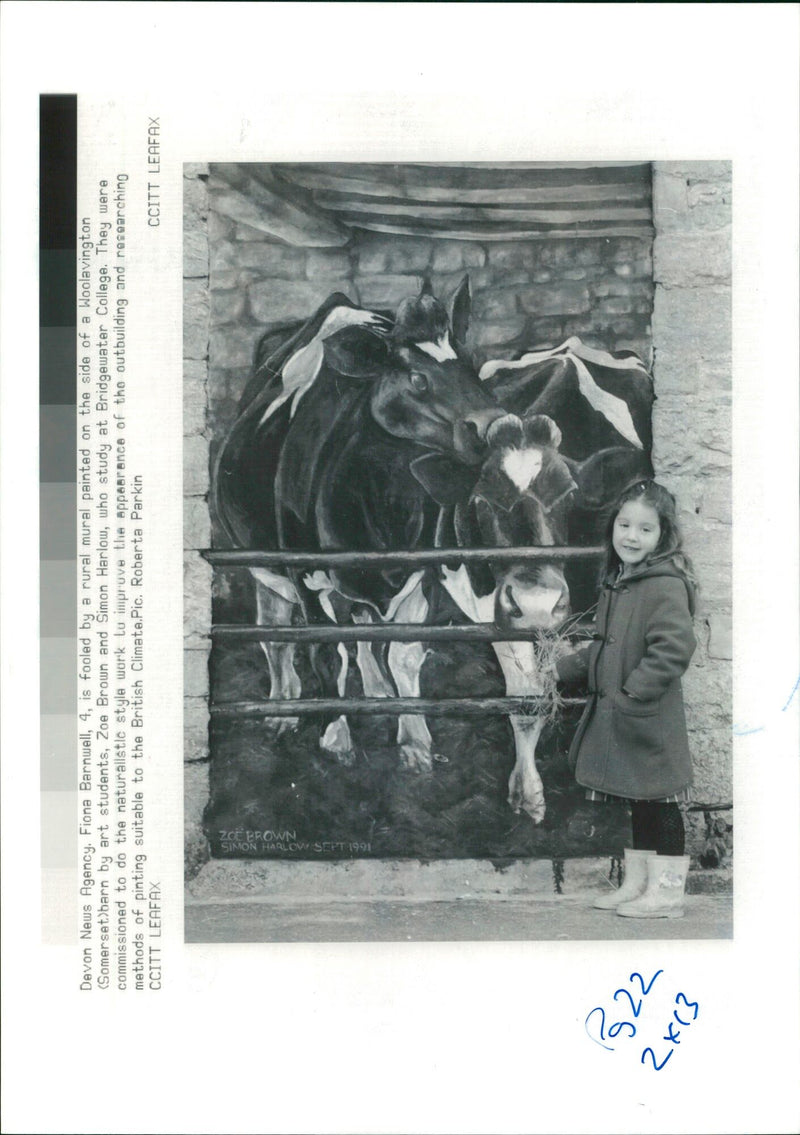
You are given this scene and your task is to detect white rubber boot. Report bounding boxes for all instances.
[593,848,651,910]
[617,855,690,919]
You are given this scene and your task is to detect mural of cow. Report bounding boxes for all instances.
[412,412,572,822]
[212,281,653,826]
[415,407,651,822]
[213,278,510,772]
[456,340,654,819]
[479,338,655,619]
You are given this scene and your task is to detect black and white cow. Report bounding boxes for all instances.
[455,340,654,819]
[415,406,651,822]
[213,279,510,771]
[479,337,654,460]
[414,411,574,821]
[479,338,655,618]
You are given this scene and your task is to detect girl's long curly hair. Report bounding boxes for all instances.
[601,479,699,590]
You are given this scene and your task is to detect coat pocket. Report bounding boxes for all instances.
[610,693,665,768]
[612,690,660,717]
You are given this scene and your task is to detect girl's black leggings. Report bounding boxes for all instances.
[630,800,685,856]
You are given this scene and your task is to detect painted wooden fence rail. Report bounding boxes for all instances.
[204,545,604,569]
[211,623,592,644]
[203,544,599,719]
[211,697,588,719]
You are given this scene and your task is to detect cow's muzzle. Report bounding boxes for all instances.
[454,408,514,463]
[495,564,570,632]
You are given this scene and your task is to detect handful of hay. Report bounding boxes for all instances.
[521,610,595,725]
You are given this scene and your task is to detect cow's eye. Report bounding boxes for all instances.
[410,371,430,395]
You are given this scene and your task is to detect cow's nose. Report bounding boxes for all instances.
[553,590,570,620]
[502,584,523,620]
[463,407,507,442]
[455,407,507,462]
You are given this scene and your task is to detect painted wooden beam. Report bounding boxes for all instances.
[334,218,654,241]
[299,177,650,206]
[274,161,651,192]
[211,163,349,247]
[417,161,651,169]
[316,199,653,225]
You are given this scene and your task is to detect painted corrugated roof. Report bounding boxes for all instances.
[263,161,654,241]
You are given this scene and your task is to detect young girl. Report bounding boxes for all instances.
[557,480,698,918]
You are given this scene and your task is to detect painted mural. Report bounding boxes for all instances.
[201,163,656,860]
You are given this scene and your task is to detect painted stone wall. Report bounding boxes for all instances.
[204,165,654,477]
[651,161,732,862]
[184,161,732,877]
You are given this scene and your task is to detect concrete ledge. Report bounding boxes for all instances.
[185,892,732,942]
[186,857,730,904]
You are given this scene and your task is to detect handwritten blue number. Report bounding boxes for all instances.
[663,1021,681,1045]
[608,1020,637,1039]
[613,988,642,1018]
[630,969,663,997]
[675,992,699,1021]
[642,1046,674,1072]
[585,1007,614,1052]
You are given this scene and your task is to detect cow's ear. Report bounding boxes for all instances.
[410,453,478,506]
[571,447,653,508]
[323,326,391,379]
[523,413,562,450]
[448,275,471,344]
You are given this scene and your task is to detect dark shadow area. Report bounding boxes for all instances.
[205,579,630,860]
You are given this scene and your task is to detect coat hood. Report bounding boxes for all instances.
[607,554,697,616]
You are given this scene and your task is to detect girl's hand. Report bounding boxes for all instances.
[552,642,591,685]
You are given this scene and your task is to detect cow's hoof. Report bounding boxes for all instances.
[320,716,357,765]
[262,717,299,738]
[319,742,358,767]
[327,748,357,768]
[508,790,546,825]
[400,743,433,773]
[523,801,546,825]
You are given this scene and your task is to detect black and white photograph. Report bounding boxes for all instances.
[184,160,733,942]
[2,5,799,1135]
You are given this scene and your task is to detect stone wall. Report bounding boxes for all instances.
[183,163,212,877]
[651,161,732,859]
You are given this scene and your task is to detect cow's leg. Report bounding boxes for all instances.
[252,569,302,736]
[492,640,547,824]
[386,576,435,772]
[319,642,357,766]
[352,609,396,700]
[302,571,358,765]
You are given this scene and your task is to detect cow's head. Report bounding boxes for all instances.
[471,413,574,633]
[321,278,504,464]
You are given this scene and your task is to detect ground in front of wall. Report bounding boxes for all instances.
[184,891,732,943]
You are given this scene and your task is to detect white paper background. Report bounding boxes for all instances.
[2,4,798,1133]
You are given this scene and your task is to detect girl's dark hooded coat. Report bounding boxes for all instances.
[557,556,696,799]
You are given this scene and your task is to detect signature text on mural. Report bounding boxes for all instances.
[218,829,371,855]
